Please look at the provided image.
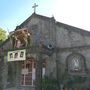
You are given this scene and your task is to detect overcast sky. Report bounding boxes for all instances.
[0,0,90,32]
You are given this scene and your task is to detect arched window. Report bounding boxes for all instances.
[66,53,87,74]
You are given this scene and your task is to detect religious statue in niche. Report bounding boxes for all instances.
[11,28,32,48]
[71,58,81,71]
[67,53,86,73]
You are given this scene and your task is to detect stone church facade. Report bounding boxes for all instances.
[0,13,90,90]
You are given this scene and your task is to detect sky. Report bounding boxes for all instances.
[0,0,90,33]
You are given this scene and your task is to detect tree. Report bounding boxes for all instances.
[0,28,7,43]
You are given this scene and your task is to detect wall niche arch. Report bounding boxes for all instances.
[66,53,87,75]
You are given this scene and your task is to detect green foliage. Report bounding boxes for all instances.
[59,72,72,88]
[61,72,87,89]
[72,76,86,83]
[42,76,58,90]
[0,28,7,42]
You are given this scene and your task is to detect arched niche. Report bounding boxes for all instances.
[66,53,87,75]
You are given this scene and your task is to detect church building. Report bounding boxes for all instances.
[0,7,90,90]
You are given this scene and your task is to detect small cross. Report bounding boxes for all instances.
[32,3,38,13]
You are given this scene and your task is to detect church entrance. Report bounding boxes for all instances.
[21,58,36,86]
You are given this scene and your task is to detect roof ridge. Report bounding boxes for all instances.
[16,13,90,36]
[56,21,90,36]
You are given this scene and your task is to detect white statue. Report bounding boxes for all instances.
[72,58,79,70]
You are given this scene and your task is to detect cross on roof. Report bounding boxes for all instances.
[32,3,38,13]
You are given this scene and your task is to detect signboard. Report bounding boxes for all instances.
[7,49,26,61]
[21,68,28,75]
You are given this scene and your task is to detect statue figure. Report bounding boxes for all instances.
[11,28,32,48]
[72,58,80,70]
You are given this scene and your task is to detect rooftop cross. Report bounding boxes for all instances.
[32,3,38,13]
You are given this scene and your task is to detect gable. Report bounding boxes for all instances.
[1,13,90,50]
[16,13,56,48]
